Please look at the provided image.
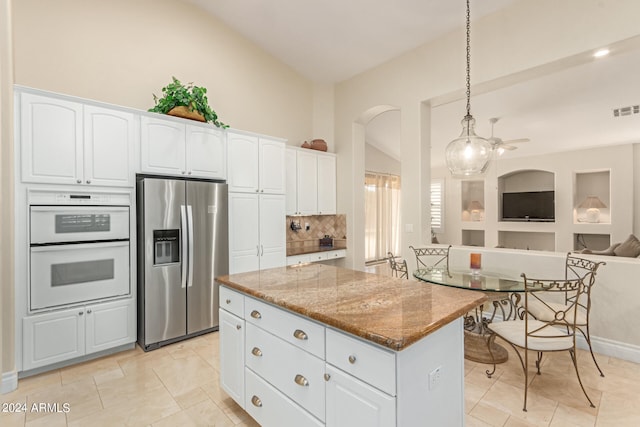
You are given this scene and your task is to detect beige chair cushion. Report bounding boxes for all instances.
[488,320,573,351]
[614,234,640,257]
[526,299,587,326]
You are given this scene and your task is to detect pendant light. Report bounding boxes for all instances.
[445,0,492,177]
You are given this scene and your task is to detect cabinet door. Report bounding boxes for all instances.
[20,92,83,185]
[285,149,298,215]
[227,132,259,193]
[219,309,245,408]
[259,194,287,270]
[317,153,337,215]
[325,364,396,427]
[85,299,136,355]
[23,308,85,371]
[296,150,318,215]
[259,137,286,194]
[84,105,135,187]
[228,192,260,274]
[140,116,187,175]
[186,125,226,179]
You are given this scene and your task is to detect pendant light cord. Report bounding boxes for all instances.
[465,0,472,121]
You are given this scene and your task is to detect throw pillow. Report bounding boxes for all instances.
[614,234,640,257]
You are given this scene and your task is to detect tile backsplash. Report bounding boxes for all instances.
[286,214,347,249]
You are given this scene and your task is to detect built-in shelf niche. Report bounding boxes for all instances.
[498,231,555,252]
[498,169,555,222]
[461,180,484,221]
[574,233,611,251]
[462,230,485,247]
[573,170,610,224]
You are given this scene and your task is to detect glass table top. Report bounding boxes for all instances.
[413,268,524,292]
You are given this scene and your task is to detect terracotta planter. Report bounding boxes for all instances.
[167,106,206,122]
[302,139,327,152]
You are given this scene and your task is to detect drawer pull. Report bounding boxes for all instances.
[225,299,231,304]
[293,329,308,340]
[348,355,357,364]
[250,310,262,319]
[294,374,309,387]
[251,395,262,407]
[251,347,263,357]
[236,324,242,330]
[324,373,331,382]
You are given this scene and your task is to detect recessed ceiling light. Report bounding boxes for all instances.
[593,48,610,58]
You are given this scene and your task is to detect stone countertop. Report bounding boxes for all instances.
[286,246,346,257]
[217,264,487,351]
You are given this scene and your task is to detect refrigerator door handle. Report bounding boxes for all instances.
[187,205,195,288]
[180,205,188,289]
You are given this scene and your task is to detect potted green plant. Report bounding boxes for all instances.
[148,77,228,128]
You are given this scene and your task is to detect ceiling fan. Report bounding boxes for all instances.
[488,117,530,155]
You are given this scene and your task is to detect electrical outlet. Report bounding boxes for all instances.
[428,366,442,390]
[305,222,310,231]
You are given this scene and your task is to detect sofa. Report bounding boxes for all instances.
[579,234,640,258]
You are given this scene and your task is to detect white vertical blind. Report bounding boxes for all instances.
[430,179,445,233]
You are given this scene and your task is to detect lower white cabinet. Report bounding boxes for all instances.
[219,309,245,406]
[22,298,135,371]
[325,364,395,427]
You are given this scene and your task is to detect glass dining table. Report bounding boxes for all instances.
[413,267,525,365]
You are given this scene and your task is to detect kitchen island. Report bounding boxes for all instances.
[217,264,487,427]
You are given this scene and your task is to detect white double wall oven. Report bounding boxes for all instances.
[29,195,131,312]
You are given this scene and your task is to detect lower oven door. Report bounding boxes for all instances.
[30,241,130,311]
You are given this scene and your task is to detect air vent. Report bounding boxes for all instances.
[613,105,640,117]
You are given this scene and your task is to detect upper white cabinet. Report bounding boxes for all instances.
[19,92,135,187]
[140,115,226,179]
[286,147,337,215]
[227,130,286,194]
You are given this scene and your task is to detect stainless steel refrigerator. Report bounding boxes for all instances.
[136,176,228,351]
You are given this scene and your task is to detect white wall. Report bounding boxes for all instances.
[334,0,640,269]
[365,143,401,176]
[12,0,314,145]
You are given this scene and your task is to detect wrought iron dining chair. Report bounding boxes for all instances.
[487,273,596,411]
[525,253,606,376]
[408,245,451,272]
[387,252,409,279]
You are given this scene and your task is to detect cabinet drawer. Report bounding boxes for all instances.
[287,254,311,266]
[245,297,324,358]
[326,328,396,396]
[309,252,329,262]
[246,323,325,421]
[219,286,245,318]
[245,368,323,427]
[326,249,346,260]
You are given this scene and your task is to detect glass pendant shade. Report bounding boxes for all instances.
[445,116,493,177]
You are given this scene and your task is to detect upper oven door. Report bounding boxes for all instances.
[30,205,130,244]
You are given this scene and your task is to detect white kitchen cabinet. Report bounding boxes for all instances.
[286,147,336,216]
[228,192,286,274]
[140,115,226,179]
[22,298,135,371]
[317,153,337,215]
[325,364,396,427]
[227,130,286,194]
[219,308,245,407]
[19,92,135,187]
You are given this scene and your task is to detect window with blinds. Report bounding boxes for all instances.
[430,179,444,233]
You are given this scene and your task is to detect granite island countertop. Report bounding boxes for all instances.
[286,245,345,257]
[217,264,487,351]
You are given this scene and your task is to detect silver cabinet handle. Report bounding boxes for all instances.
[348,355,357,364]
[255,189,259,192]
[86,179,91,184]
[188,171,192,175]
[76,179,82,184]
[87,309,92,314]
[226,299,231,304]
[260,245,264,256]
[236,324,241,330]
[251,347,263,357]
[78,311,84,316]
[251,310,262,319]
[256,245,260,256]
[251,395,262,407]
[182,171,186,175]
[261,189,264,193]
[324,373,331,381]
[293,329,308,340]
[294,374,309,387]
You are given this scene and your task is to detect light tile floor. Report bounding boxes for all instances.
[2,264,639,426]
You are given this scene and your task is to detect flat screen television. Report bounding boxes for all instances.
[501,191,555,222]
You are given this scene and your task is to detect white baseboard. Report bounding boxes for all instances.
[1,370,18,394]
